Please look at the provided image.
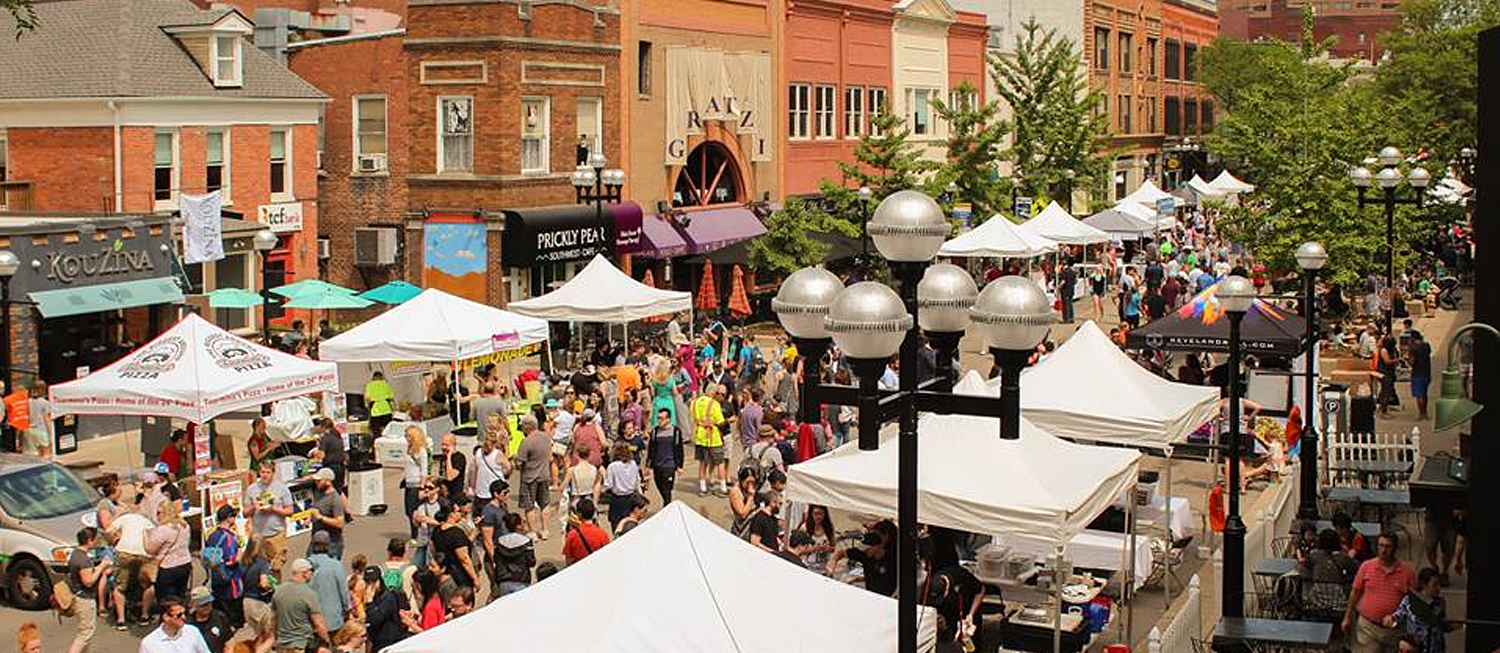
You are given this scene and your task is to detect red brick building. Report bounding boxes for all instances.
[1220,0,1398,61]
[1161,0,1219,186]
[0,0,325,387]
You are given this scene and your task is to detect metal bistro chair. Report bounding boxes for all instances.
[1298,579,1351,623]
[1143,533,1193,591]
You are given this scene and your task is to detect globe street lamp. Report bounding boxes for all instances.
[1350,147,1428,335]
[571,152,627,256]
[253,229,279,346]
[1217,274,1256,618]
[1295,242,1328,520]
[774,190,1052,653]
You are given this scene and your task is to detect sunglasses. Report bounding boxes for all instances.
[166,610,186,618]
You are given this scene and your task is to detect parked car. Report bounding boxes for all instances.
[0,453,101,609]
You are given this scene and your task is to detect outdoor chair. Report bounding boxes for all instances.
[1298,580,1351,623]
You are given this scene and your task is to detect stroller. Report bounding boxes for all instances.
[1438,276,1462,309]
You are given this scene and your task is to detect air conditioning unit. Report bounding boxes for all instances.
[357,154,388,173]
[317,237,331,260]
[353,227,398,266]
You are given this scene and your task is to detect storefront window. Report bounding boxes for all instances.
[671,142,741,208]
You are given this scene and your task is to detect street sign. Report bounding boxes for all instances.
[1014,196,1033,219]
[952,202,972,228]
[1155,196,1176,219]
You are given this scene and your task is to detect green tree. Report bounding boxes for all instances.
[5,0,37,37]
[930,80,1011,221]
[836,112,938,199]
[748,197,860,277]
[990,19,1110,208]
[1377,0,1500,163]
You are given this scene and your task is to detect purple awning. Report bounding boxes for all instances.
[636,214,691,259]
[611,201,644,254]
[679,206,766,254]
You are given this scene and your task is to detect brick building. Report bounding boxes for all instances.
[1220,0,1398,61]
[1085,0,1166,201]
[1161,0,1219,186]
[0,0,325,391]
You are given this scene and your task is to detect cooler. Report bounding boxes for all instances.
[347,465,385,516]
[375,436,408,468]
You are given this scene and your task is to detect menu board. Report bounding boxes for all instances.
[200,480,246,541]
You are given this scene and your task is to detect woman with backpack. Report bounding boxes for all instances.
[645,408,684,505]
[363,566,407,651]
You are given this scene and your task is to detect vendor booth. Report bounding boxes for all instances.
[1207,170,1256,195]
[508,254,692,323]
[384,502,937,653]
[1081,209,1157,241]
[938,214,1057,259]
[1018,203,1110,246]
[1125,282,1307,357]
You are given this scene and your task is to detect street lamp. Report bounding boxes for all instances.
[1295,242,1328,520]
[253,229,279,346]
[1217,274,1256,618]
[1433,322,1500,432]
[0,249,16,452]
[572,153,626,255]
[774,189,1052,653]
[1350,146,1428,335]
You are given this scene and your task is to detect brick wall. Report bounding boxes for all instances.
[231,124,273,212]
[3,127,114,213]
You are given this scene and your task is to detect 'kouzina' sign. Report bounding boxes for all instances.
[47,244,157,285]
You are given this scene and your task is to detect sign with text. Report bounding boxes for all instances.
[1013,196,1034,220]
[258,202,305,234]
[664,47,772,165]
[1155,197,1176,219]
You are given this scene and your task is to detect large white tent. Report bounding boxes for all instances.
[384,501,936,653]
[509,254,692,323]
[49,313,339,424]
[938,213,1056,258]
[1122,179,1172,208]
[1018,202,1111,245]
[787,372,1140,545]
[1007,321,1219,450]
[1208,170,1256,194]
[1082,208,1157,240]
[1185,174,1223,198]
[318,288,549,362]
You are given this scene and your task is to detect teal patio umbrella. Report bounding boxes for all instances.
[271,278,357,299]
[359,280,424,305]
[282,287,375,310]
[206,288,268,308]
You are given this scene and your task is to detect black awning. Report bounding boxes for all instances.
[1126,282,1308,357]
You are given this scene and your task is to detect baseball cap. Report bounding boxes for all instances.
[290,558,314,574]
[139,471,160,484]
[313,468,336,481]
[154,462,171,475]
[189,586,214,606]
[545,398,560,409]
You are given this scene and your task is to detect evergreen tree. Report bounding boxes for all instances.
[836,112,938,199]
[990,19,1110,208]
[748,197,861,277]
[931,80,1011,221]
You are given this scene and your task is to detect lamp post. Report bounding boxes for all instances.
[1217,274,1256,619]
[772,190,1053,653]
[1295,242,1328,520]
[1433,322,1500,433]
[253,229,279,346]
[571,151,627,256]
[856,186,874,274]
[0,250,16,453]
[1349,146,1429,335]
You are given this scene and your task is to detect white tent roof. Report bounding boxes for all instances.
[1208,170,1256,194]
[1018,202,1110,245]
[1123,179,1173,208]
[1006,321,1220,450]
[509,254,692,323]
[787,372,1140,545]
[318,288,549,362]
[385,501,935,653]
[1186,174,1223,198]
[49,314,339,424]
[938,214,1056,258]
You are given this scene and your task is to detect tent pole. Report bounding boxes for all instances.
[1053,544,1064,653]
[1165,451,1175,604]
[1127,486,1136,647]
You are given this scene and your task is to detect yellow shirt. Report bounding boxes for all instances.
[692,395,724,448]
[364,379,395,417]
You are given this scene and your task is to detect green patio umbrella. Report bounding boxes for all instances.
[270,278,357,299]
[206,288,268,308]
[359,280,424,305]
[282,286,375,310]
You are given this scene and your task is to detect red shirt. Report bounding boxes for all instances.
[562,521,611,564]
[1352,558,1414,622]
[421,595,446,629]
[158,444,182,477]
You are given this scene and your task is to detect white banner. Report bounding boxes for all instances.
[258,202,304,234]
[664,47,772,165]
[180,191,224,264]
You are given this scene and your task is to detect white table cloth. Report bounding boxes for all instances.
[997,529,1154,590]
[1109,494,1195,539]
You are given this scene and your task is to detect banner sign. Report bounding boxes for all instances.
[664,47,772,165]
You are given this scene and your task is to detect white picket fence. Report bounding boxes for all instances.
[1149,575,1202,653]
[1321,426,1421,490]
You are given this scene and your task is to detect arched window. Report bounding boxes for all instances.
[672,142,742,208]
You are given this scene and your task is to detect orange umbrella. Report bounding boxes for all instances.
[696,261,719,313]
[641,269,656,288]
[727,265,752,318]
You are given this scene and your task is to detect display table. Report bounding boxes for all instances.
[998,530,1154,589]
[1108,494,1194,539]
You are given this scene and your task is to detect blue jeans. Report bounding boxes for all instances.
[412,542,430,570]
[496,581,528,597]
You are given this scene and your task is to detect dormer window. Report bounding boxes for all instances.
[212,34,242,87]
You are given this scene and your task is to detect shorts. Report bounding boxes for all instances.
[1410,376,1430,398]
[694,444,726,464]
[244,597,275,635]
[519,480,550,510]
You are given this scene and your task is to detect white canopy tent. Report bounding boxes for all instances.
[384,501,936,653]
[1007,321,1219,450]
[1018,203,1111,245]
[1122,179,1172,208]
[49,313,339,424]
[509,254,692,323]
[1082,208,1157,240]
[938,213,1056,258]
[1186,174,1223,199]
[1208,170,1256,194]
[318,288,549,362]
[786,372,1140,545]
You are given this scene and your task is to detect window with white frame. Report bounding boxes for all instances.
[521,96,550,174]
[948,88,976,113]
[868,87,888,133]
[814,85,836,139]
[206,129,229,200]
[212,34,242,87]
[354,96,388,161]
[575,96,602,166]
[439,96,473,173]
[154,130,178,205]
[844,86,864,139]
[269,128,291,198]
[906,88,934,136]
[787,84,810,139]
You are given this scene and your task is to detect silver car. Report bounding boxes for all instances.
[0,453,102,610]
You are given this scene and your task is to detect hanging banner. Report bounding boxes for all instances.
[180,191,225,264]
[422,219,487,303]
[664,46,772,165]
[322,390,348,437]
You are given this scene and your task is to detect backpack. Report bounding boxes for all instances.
[381,563,413,593]
[737,442,779,486]
[50,580,76,617]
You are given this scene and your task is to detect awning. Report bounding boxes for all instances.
[679,206,767,254]
[635,214,691,259]
[29,277,185,318]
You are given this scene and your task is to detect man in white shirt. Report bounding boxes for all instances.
[243,464,294,574]
[110,501,157,626]
[138,597,210,653]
